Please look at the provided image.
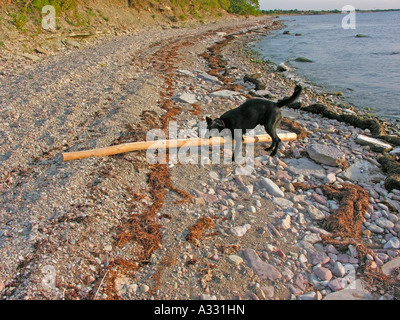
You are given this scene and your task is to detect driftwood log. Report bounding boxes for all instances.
[62,132,297,161]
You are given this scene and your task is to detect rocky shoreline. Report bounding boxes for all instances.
[0,16,399,300]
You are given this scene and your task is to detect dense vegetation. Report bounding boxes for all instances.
[2,0,261,31]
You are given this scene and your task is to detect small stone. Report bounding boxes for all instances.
[193,197,206,206]
[298,254,308,265]
[244,185,254,195]
[230,224,251,237]
[302,232,322,244]
[228,255,244,265]
[375,217,395,230]
[325,173,337,184]
[261,285,275,299]
[298,292,317,300]
[332,261,346,277]
[140,284,150,293]
[368,224,384,234]
[234,175,245,188]
[312,193,327,205]
[381,256,400,276]
[307,205,325,220]
[193,189,218,204]
[273,197,294,209]
[280,215,291,230]
[328,278,348,292]
[307,143,346,167]
[176,92,198,104]
[260,177,284,198]
[383,237,400,249]
[311,252,330,265]
[209,171,219,180]
[314,266,333,281]
[356,134,392,153]
[363,229,372,237]
[198,72,221,83]
[289,285,303,296]
[294,273,308,291]
[104,245,113,252]
[243,248,282,281]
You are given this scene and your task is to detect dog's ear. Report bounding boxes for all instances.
[206,116,212,124]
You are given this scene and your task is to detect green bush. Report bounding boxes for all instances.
[228,0,260,15]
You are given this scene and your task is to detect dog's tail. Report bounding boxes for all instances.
[277,85,302,108]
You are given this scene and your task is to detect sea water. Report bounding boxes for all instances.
[254,11,400,121]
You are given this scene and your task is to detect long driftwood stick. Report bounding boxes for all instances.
[62,132,297,161]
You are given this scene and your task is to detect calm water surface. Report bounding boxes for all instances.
[254,11,400,121]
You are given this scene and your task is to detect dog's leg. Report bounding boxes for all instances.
[269,136,281,157]
[264,115,282,157]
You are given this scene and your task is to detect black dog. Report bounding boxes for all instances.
[206,85,302,160]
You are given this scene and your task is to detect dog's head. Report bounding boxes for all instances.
[206,117,225,134]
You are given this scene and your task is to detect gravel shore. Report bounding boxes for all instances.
[0,15,399,300]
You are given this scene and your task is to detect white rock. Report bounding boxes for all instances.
[244,184,254,195]
[306,204,325,220]
[230,224,251,237]
[298,254,308,265]
[228,255,244,265]
[280,215,291,230]
[260,177,284,198]
[356,134,392,152]
[198,72,221,83]
[272,197,293,209]
[176,92,198,104]
[302,233,322,244]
